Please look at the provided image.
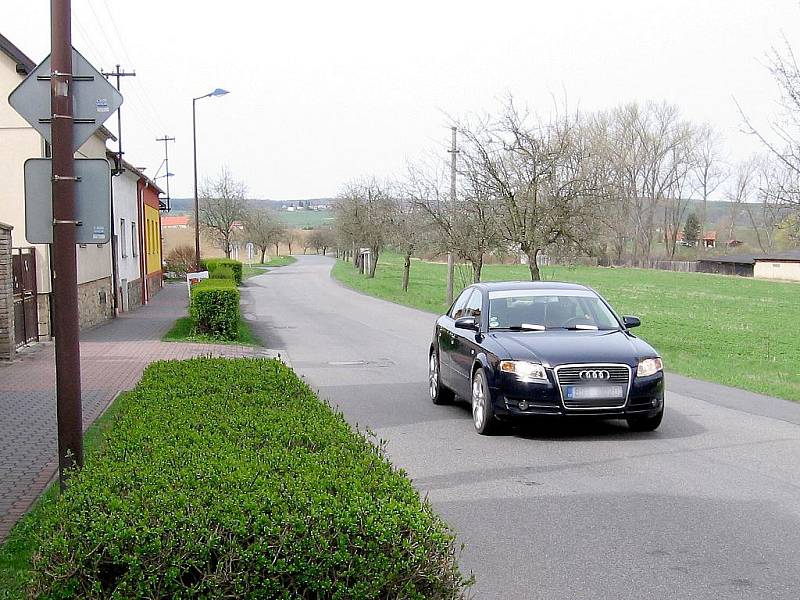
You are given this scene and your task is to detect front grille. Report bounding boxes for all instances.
[554,364,631,409]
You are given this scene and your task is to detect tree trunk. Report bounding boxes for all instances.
[274,242,280,256]
[260,248,266,263]
[288,241,293,255]
[367,246,379,278]
[322,246,328,256]
[402,252,411,292]
[471,255,483,283]
[526,249,541,281]
[224,238,232,258]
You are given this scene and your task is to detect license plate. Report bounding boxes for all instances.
[565,385,624,400]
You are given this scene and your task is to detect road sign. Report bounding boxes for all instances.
[24,158,111,244]
[8,47,123,152]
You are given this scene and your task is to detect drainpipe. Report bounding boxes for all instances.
[137,181,147,304]
[109,165,119,315]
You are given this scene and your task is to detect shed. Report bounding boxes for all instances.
[697,253,755,277]
[753,251,800,282]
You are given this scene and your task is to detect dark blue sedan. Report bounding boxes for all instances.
[429,281,664,435]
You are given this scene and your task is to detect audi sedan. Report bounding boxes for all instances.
[428,281,664,435]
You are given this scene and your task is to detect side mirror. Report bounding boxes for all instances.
[623,315,641,329]
[454,316,479,331]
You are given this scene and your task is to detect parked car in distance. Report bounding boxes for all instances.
[429,281,664,435]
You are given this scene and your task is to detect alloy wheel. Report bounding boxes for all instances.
[472,372,486,429]
[429,353,439,400]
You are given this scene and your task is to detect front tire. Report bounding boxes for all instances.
[627,406,664,431]
[471,368,502,435]
[429,350,453,405]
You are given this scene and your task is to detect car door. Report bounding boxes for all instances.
[438,289,472,388]
[451,289,483,397]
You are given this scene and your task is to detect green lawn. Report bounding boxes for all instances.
[276,209,334,228]
[333,253,800,402]
[162,316,260,346]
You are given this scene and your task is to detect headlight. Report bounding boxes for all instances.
[637,357,663,377]
[499,360,548,382]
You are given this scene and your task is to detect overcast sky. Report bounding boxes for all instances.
[5,0,800,200]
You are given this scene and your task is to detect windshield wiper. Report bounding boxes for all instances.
[506,323,546,331]
[564,324,599,331]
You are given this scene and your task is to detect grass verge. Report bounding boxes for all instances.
[332,252,800,402]
[162,315,260,345]
[242,256,296,280]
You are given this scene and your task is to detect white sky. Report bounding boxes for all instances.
[5,0,800,200]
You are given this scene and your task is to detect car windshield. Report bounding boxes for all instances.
[487,290,621,331]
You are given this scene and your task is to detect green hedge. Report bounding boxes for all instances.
[201,259,243,285]
[190,279,239,340]
[209,265,235,280]
[28,358,471,599]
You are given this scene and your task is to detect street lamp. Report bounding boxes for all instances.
[192,88,230,269]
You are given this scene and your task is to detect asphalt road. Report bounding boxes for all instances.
[242,255,800,600]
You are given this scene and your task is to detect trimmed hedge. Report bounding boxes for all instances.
[201,258,243,285]
[190,279,239,340]
[28,358,471,598]
[209,265,235,280]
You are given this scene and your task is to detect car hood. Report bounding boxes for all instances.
[490,330,656,367]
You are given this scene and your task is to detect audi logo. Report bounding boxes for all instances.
[579,369,610,380]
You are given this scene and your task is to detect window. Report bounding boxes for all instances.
[487,290,620,330]
[131,222,138,257]
[120,219,127,258]
[464,290,482,318]
[449,289,473,319]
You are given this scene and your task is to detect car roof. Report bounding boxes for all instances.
[470,281,592,292]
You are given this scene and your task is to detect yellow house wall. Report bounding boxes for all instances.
[144,204,161,274]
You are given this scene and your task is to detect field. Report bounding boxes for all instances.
[276,209,334,228]
[332,253,800,402]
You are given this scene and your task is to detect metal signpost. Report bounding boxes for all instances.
[24,158,111,244]
[8,0,122,488]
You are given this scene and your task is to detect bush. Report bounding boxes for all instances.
[209,265,235,280]
[190,279,239,339]
[201,259,243,285]
[28,359,471,599]
[164,244,196,276]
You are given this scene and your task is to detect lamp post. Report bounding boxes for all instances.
[192,88,229,269]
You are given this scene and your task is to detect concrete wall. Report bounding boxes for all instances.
[77,276,113,329]
[754,260,800,282]
[0,223,14,359]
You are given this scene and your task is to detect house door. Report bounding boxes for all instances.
[12,249,38,347]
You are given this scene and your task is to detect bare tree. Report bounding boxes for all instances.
[333,178,393,277]
[388,193,434,291]
[692,124,728,247]
[243,207,285,263]
[725,158,758,244]
[199,168,249,258]
[306,227,336,255]
[458,101,605,280]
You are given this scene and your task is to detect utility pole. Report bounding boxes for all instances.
[101,64,135,175]
[446,126,459,305]
[51,0,83,488]
[156,135,175,211]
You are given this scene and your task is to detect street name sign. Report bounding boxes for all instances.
[8,47,123,151]
[24,158,112,245]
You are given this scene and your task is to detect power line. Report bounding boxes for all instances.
[101,65,136,175]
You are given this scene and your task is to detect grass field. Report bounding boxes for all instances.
[276,209,335,228]
[332,253,800,402]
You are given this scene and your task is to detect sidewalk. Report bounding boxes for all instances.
[0,283,276,541]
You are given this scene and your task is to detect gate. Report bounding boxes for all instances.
[12,248,38,347]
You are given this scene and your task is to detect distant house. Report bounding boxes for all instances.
[161,215,190,229]
[697,253,755,277]
[754,251,800,282]
[702,231,716,249]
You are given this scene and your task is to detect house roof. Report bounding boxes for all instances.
[0,31,35,74]
[161,215,190,227]
[107,151,164,195]
[753,250,800,263]
[703,231,717,240]
[698,253,756,265]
